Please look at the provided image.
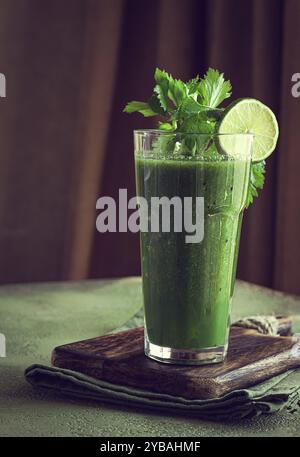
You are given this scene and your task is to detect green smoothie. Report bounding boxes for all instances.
[135,153,251,350]
[126,67,278,364]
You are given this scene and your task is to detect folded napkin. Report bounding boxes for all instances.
[25,311,300,421]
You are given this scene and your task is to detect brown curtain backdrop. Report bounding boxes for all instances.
[0,0,299,294]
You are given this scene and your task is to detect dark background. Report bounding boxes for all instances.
[0,0,299,294]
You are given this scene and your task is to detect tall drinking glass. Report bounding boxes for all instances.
[134,131,253,364]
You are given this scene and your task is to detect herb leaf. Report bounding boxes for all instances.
[198,68,232,108]
[245,161,266,208]
[177,98,206,118]
[148,94,167,116]
[158,122,174,131]
[123,101,157,117]
[186,76,200,96]
[180,113,215,134]
[154,68,187,110]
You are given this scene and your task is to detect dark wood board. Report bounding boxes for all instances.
[52,324,300,399]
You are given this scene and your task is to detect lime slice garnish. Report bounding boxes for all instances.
[218,98,279,162]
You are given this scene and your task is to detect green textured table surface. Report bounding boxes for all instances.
[1,277,300,437]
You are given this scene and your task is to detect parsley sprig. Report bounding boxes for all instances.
[124,67,266,207]
[124,68,231,133]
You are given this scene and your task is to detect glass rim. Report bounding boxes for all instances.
[134,129,254,137]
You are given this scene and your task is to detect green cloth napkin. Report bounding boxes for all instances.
[25,310,300,421]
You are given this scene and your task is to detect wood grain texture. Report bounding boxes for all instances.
[52,324,300,400]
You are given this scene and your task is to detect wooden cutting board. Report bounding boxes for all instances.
[52,320,300,400]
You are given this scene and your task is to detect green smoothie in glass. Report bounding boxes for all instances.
[125,68,279,364]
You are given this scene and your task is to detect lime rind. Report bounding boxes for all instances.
[217,98,279,162]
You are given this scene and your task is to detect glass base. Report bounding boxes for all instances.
[145,336,228,366]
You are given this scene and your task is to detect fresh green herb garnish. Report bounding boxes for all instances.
[124,68,231,134]
[246,160,266,208]
[124,67,266,206]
